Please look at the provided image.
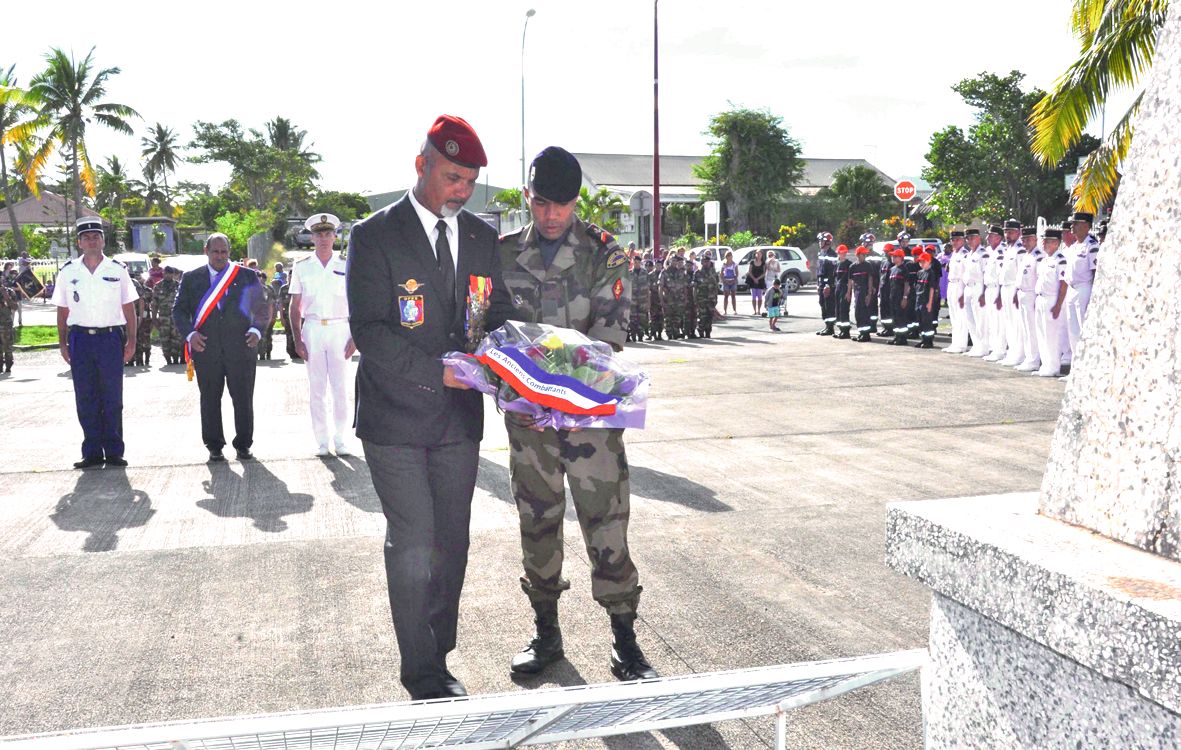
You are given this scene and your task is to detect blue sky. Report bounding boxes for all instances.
[8,0,1137,196]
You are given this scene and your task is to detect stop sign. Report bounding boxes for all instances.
[894,180,917,202]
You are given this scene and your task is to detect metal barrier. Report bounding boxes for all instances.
[0,650,926,750]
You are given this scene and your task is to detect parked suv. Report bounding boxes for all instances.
[735,245,811,293]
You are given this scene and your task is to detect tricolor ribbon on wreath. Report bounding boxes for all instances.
[185,262,242,382]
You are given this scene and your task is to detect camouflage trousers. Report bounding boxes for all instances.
[158,323,183,362]
[628,307,651,339]
[663,303,688,337]
[0,324,12,365]
[260,322,275,359]
[506,419,641,615]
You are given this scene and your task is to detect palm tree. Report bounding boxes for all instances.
[140,122,178,210]
[25,47,139,214]
[94,155,131,211]
[0,64,39,254]
[576,187,627,232]
[1029,0,1168,212]
[129,165,167,216]
[824,165,892,217]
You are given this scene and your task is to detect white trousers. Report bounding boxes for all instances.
[986,285,1006,357]
[1036,296,1066,376]
[946,281,968,351]
[1017,290,1040,368]
[1000,285,1022,363]
[1066,282,1093,358]
[302,321,352,446]
[966,283,988,355]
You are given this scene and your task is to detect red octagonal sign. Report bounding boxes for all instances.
[894,180,917,202]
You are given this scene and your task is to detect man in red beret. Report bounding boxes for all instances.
[346,115,515,701]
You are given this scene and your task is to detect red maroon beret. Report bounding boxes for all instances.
[427,114,487,168]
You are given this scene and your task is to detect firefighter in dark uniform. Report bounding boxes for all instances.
[858,232,877,331]
[914,251,937,348]
[876,243,896,337]
[886,249,910,346]
[832,244,852,339]
[851,245,876,342]
[898,234,919,342]
[815,232,837,335]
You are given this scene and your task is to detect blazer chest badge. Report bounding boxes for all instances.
[399,294,424,328]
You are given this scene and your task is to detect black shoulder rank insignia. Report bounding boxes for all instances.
[111,259,125,267]
[585,223,615,248]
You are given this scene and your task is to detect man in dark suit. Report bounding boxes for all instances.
[172,233,269,462]
[347,115,514,701]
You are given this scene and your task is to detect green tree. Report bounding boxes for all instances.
[923,71,1099,224]
[1030,0,1166,212]
[821,165,892,218]
[665,203,703,237]
[575,186,626,231]
[141,122,179,210]
[0,64,39,255]
[94,155,132,211]
[25,47,139,213]
[308,190,370,222]
[492,187,523,209]
[214,208,276,259]
[693,107,805,234]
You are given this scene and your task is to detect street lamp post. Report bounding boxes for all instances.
[521,8,536,212]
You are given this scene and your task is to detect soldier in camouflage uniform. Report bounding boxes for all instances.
[497,147,655,683]
[151,267,183,365]
[626,254,651,342]
[261,276,281,360]
[279,281,299,361]
[0,284,18,373]
[647,256,664,340]
[658,253,691,339]
[693,253,719,338]
[130,277,153,367]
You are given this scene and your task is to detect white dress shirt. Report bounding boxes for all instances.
[290,252,349,320]
[407,189,460,275]
[51,255,137,327]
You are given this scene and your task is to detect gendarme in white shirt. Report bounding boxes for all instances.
[50,256,137,327]
[290,252,349,320]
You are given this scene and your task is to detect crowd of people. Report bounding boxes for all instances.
[812,212,1105,377]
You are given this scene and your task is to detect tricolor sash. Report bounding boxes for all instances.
[476,346,618,416]
[185,263,242,380]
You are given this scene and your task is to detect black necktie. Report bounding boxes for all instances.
[435,219,456,303]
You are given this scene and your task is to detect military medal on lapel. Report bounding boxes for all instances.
[398,279,425,329]
[465,275,493,352]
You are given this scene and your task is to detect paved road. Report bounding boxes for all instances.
[0,292,1063,748]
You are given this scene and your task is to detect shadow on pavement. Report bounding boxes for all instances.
[630,464,731,513]
[476,457,514,505]
[197,461,314,532]
[323,454,379,513]
[50,467,155,552]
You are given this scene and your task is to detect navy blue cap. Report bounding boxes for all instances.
[529,146,582,202]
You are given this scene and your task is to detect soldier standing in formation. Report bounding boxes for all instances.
[693,253,719,338]
[964,229,990,357]
[814,232,837,336]
[129,276,153,367]
[151,266,184,365]
[626,254,651,342]
[259,276,280,360]
[832,244,852,339]
[943,231,968,354]
[850,245,876,342]
[1012,226,1044,372]
[1064,211,1100,365]
[279,279,299,361]
[497,146,655,683]
[1034,228,1070,377]
[0,283,17,373]
[658,254,690,340]
[648,254,664,341]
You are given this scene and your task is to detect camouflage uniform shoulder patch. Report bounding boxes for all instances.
[500,227,526,243]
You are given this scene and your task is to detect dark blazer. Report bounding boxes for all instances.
[346,195,513,447]
[172,263,269,364]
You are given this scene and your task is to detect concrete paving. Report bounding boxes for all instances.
[0,291,1067,749]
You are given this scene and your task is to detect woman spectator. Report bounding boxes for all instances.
[765,250,782,293]
[746,248,767,316]
[720,250,739,315]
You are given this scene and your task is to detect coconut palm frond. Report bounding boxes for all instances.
[76,139,97,197]
[1072,93,1140,212]
[1030,7,1160,166]
[24,133,59,197]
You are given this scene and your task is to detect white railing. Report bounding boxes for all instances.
[0,650,926,750]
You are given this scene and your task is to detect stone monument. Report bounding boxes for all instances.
[886,4,1181,747]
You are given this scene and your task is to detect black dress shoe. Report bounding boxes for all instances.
[105,456,128,467]
[73,457,104,470]
[441,670,468,697]
[208,449,226,462]
[236,449,255,461]
[410,691,447,701]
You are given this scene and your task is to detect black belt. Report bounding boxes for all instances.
[70,325,123,335]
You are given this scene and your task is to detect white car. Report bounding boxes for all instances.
[734,246,812,293]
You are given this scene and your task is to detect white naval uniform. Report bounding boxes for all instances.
[1065,233,1100,360]
[964,245,989,357]
[998,243,1025,366]
[1014,247,1045,371]
[944,247,969,353]
[1035,249,1070,377]
[290,251,352,450]
[983,243,1007,361]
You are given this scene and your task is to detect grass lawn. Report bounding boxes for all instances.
[14,325,60,346]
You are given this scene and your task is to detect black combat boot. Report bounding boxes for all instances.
[834,326,851,340]
[815,322,834,336]
[144,352,150,366]
[610,612,658,681]
[510,600,564,675]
